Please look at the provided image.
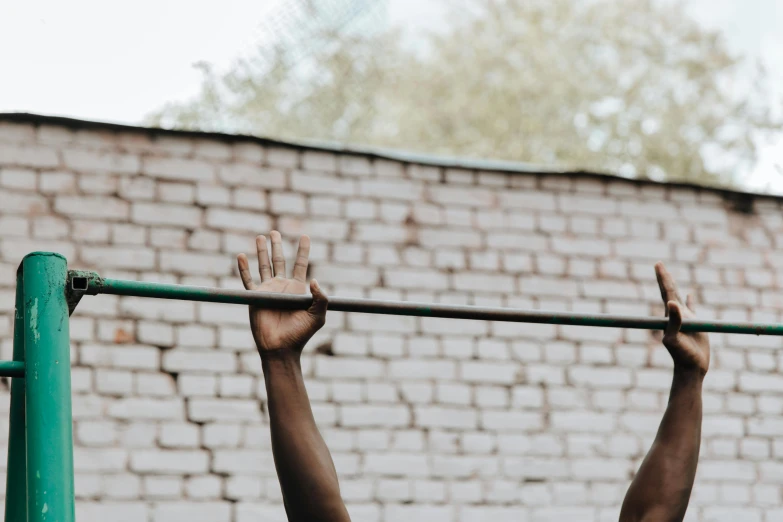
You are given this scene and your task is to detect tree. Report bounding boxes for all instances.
[148,0,778,187]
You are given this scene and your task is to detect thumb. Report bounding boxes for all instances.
[665,300,683,337]
[308,279,329,320]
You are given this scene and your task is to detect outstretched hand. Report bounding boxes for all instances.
[237,231,328,356]
[655,262,710,376]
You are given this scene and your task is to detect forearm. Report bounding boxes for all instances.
[262,350,349,522]
[619,368,704,522]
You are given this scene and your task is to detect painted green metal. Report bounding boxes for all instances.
[5,270,28,522]
[23,252,75,522]
[80,274,783,336]
[0,361,25,378]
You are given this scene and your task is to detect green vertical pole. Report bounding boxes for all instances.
[5,268,28,522]
[22,252,75,522]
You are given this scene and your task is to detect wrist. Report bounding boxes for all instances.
[260,347,301,370]
[673,365,706,386]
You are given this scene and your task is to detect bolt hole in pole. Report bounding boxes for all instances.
[71,277,88,291]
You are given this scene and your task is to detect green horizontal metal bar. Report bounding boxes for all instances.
[78,275,783,336]
[0,361,25,378]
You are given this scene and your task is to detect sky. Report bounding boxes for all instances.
[1,0,781,192]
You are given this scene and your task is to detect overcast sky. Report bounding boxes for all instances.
[1,0,780,192]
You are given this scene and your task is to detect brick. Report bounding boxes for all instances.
[270,192,307,214]
[135,373,176,396]
[213,450,276,476]
[364,453,430,477]
[0,143,59,167]
[291,171,355,195]
[158,181,195,203]
[481,411,544,432]
[681,206,728,225]
[76,502,149,522]
[32,216,69,238]
[1,167,37,189]
[159,251,231,276]
[315,356,384,379]
[519,276,579,297]
[219,374,254,397]
[64,149,139,173]
[341,405,410,427]
[189,229,221,251]
[129,449,209,475]
[120,297,195,322]
[559,194,617,215]
[77,420,118,446]
[55,195,128,220]
[452,272,514,293]
[618,200,679,219]
[339,155,373,176]
[389,360,455,380]
[414,406,477,429]
[185,475,223,499]
[385,504,453,522]
[224,474,263,500]
[80,344,159,370]
[429,185,495,207]
[436,383,471,405]
[739,372,783,393]
[460,361,518,384]
[500,191,557,210]
[433,454,499,479]
[302,150,338,171]
[569,367,632,388]
[278,217,348,239]
[204,208,270,232]
[0,121,36,141]
[143,475,183,499]
[614,239,671,260]
[202,423,242,448]
[137,321,174,346]
[551,237,611,257]
[0,190,49,215]
[130,202,201,227]
[144,157,215,181]
[81,246,155,269]
[112,174,154,200]
[108,398,183,420]
[163,349,236,373]
[96,369,133,395]
[188,399,262,422]
[160,422,200,448]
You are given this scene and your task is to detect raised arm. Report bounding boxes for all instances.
[619,262,709,522]
[238,231,350,522]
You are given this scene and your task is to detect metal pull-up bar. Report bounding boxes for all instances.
[71,272,783,336]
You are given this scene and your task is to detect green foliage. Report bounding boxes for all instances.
[148,0,778,186]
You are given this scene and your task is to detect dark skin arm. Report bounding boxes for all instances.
[619,262,710,522]
[238,231,350,522]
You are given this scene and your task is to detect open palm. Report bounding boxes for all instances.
[237,231,327,354]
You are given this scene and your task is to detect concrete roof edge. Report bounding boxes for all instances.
[1,111,779,203]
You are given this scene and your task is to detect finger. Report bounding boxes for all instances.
[292,235,311,282]
[237,254,254,290]
[654,262,683,307]
[686,293,695,312]
[308,279,329,322]
[256,235,273,282]
[270,230,286,278]
[665,301,683,337]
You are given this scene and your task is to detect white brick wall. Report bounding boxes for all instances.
[1,116,782,521]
